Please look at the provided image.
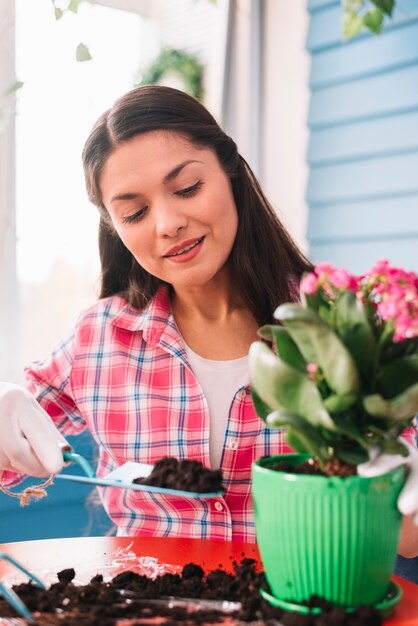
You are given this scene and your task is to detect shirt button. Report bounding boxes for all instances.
[229,441,238,450]
[214,501,223,512]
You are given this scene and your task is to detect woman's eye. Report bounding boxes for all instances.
[176,180,203,198]
[121,207,147,224]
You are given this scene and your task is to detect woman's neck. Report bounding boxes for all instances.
[170,277,258,360]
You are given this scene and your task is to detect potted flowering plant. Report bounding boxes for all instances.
[249,259,418,613]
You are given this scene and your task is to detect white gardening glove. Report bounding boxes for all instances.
[358,439,418,524]
[0,383,68,477]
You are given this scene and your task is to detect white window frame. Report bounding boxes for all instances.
[0,0,18,381]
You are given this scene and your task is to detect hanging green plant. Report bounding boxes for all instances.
[342,0,396,41]
[136,48,204,101]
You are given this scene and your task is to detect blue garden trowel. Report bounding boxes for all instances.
[55,446,224,499]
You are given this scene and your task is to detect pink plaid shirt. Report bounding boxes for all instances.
[21,287,292,542]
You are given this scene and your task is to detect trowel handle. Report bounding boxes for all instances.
[59,442,96,478]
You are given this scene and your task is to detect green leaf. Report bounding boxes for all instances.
[317,305,333,325]
[4,80,24,96]
[266,411,329,461]
[371,0,394,16]
[250,387,272,422]
[275,304,360,397]
[302,286,330,315]
[335,291,376,380]
[285,429,310,453]
[336,447,369,465]
[260,326,306,372]
[343,0,365,10]
[55,7,64,20]
[68,0,81,13]
[342,11,364,40]
[377,355,418,398]
[380,439,409,456]
[323,392,358,414]
[332,415,378,448]
[249,342,335,430]
[274,305,321,362]
[363,382,418,421]
[76,42,92,62]
[257,325,273,341]
[363,8,384,34]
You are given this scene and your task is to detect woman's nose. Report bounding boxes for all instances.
[155,201,188,238]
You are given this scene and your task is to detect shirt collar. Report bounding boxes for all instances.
[110,286,174,346]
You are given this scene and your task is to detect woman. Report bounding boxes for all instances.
[1,86,415,550]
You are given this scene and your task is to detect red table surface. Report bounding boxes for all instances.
[0,536,417,624]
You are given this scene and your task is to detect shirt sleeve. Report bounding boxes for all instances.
[0,326,87,489]
[23,324,87,436]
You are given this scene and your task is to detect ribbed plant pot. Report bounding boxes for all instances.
[252,453,404,608]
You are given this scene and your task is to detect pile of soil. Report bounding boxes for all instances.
[0,558,383,626]
[133,457,224,493]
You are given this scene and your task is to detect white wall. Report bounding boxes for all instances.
[223,0,310,253]
[262,0,310,253]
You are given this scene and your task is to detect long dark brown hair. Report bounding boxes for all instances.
[82,85,312,325]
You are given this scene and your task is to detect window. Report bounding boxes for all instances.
[0,0,229,381]
[14,0,143,377]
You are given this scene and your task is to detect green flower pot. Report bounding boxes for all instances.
[252,453,404,608]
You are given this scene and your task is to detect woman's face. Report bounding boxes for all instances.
[100,131,238,292]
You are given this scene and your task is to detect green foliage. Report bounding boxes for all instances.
[51,0,91,62]
[342,0,395,40]
[136,48,204,101]
[52,0,82,19]
[76,43,92,62]
[249,269,418,470]
[5,80,24,96]
[249,342,336,431]
[275,304,361,397]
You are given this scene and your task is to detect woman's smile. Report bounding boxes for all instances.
[163,236,205,262]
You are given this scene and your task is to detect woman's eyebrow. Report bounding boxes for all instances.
[163,159,202,184]
[110,160,202,205]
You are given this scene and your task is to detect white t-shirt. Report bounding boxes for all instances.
[181,340,249,469]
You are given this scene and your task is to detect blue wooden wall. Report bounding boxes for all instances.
[306,0,418,274]
[0,431,113,542]
[306,0,418,584]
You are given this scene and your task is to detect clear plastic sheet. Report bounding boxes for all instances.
[1,542,181,587]
[0,543,275,625]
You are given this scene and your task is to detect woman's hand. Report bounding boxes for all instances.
[358,440,418,556]
[358,439,418,524]
[0,383,68,477]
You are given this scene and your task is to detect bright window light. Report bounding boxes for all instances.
[16,0,143,370]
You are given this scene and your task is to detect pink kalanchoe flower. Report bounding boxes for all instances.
[328,268,352,290]
[388,284,405,302]
[378,300,401,321]
[393,312,414,343]
[301,273,319,295]
[348,276,359,292]
[369,259,390,275]
[315,262,334,276]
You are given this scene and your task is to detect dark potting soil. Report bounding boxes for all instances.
[133,457,224,493]
[268,460,326,476]
[0,558,383,626]
[268,458,357,478]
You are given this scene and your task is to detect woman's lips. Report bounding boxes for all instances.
[164,236,205,263]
